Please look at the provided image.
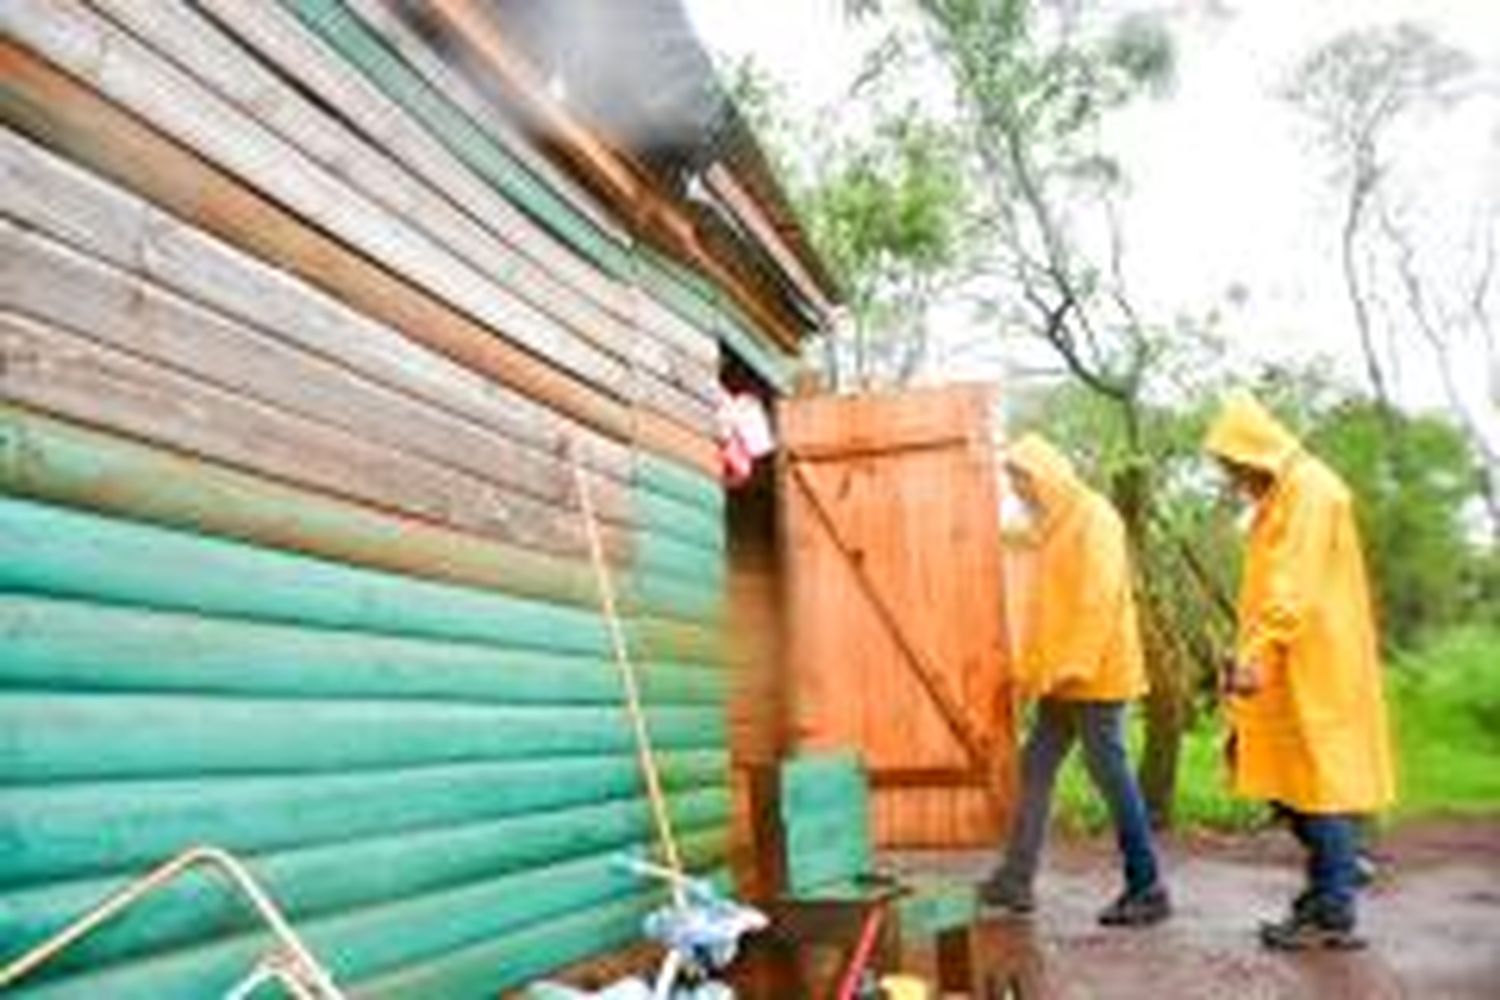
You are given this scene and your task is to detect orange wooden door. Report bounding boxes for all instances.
[779,385,1016,847]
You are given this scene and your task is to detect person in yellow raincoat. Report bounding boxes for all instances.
[1205,391,1395,950]
[979,434,1171,926]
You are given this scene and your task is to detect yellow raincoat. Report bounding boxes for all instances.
[1007,434,1147,702]
[1205,392,1395,814]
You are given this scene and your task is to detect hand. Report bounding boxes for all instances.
[1225,660,1262,697]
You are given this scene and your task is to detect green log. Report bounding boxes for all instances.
[355,868,731,999]
[0,752,726,886]
[8,838,727,999]
[0,595,726,704]
[0,495,723,660]
[0,789,728,977]
[0,692,724,781]
[635,452,726,516]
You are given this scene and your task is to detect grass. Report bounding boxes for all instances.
[1050,626,1500,833]
[1387,626,1500,818]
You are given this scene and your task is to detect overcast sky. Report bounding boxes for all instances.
[685,0,1500,444]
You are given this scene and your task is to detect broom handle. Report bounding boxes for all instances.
[572,458,686,906]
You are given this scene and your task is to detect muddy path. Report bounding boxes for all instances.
[892,819,1500,999]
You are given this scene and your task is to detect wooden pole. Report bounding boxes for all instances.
[572,454,686,906]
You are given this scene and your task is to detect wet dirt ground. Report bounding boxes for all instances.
[890,819,1500,999]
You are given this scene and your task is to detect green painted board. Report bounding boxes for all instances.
[0,406,597,609]
[356,867,733,999]
[636,489,726,553]
[0,692,724,781]
[0,497,732,659]
[7,837,726,999]
[895,879,979,937]
[1,751,726,886]
[779,753,875,895]
[633,249,796,395]
[635,453,725,516]
[0,595,726,705]
[1,791,727,978]
[283,0,632,279]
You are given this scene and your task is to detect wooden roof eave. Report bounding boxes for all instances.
[422,0,816,354]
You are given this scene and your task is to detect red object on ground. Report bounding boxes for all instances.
[834,904,888,1000]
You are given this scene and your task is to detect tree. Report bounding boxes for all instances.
[1281,25,1476,403]
[726,58,973,390]
[1283,23,1499,540]
[885,0,1198,823]
[804,115,974,388]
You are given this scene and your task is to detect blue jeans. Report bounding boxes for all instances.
[996,699,1161,894]
[1278,805,1358,921]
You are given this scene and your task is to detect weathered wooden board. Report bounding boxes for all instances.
[0,126,635,488]
[88,0,715,435]
[0,219,640,528]
[320,0,632,268]
[4,0,636,394]
[0,308,631,562]
[95,0,635,356]
[0,38,715,473]
[780,385,1016,847]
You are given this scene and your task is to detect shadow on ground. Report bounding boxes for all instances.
[889,819,1500,999]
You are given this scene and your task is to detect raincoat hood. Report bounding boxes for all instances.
[1006,433,1084,519]
[1204,391,1302,477]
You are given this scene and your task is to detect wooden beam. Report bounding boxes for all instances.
[705,162,838,325]
[0,404,727,637]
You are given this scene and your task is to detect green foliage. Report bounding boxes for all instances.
[1305,404,1480,647]
[802,115,969,297]
[1389,627,1500,816]
[723,51,972,388]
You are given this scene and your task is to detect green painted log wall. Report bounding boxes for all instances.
[0,492,731,996]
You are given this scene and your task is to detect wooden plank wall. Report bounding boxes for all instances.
[0,0,804,995]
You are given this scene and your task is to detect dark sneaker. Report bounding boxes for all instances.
[977,873,1035,916]
[1259,904,1365,951]
[1098,885,1172,927]
[1354,852,1380,889]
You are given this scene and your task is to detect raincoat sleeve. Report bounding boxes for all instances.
[1241,478,1336,668]
[1050,505,1128,690]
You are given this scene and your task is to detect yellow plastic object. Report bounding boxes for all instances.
[1205,391,1395,813]
[879,974,930,1000]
